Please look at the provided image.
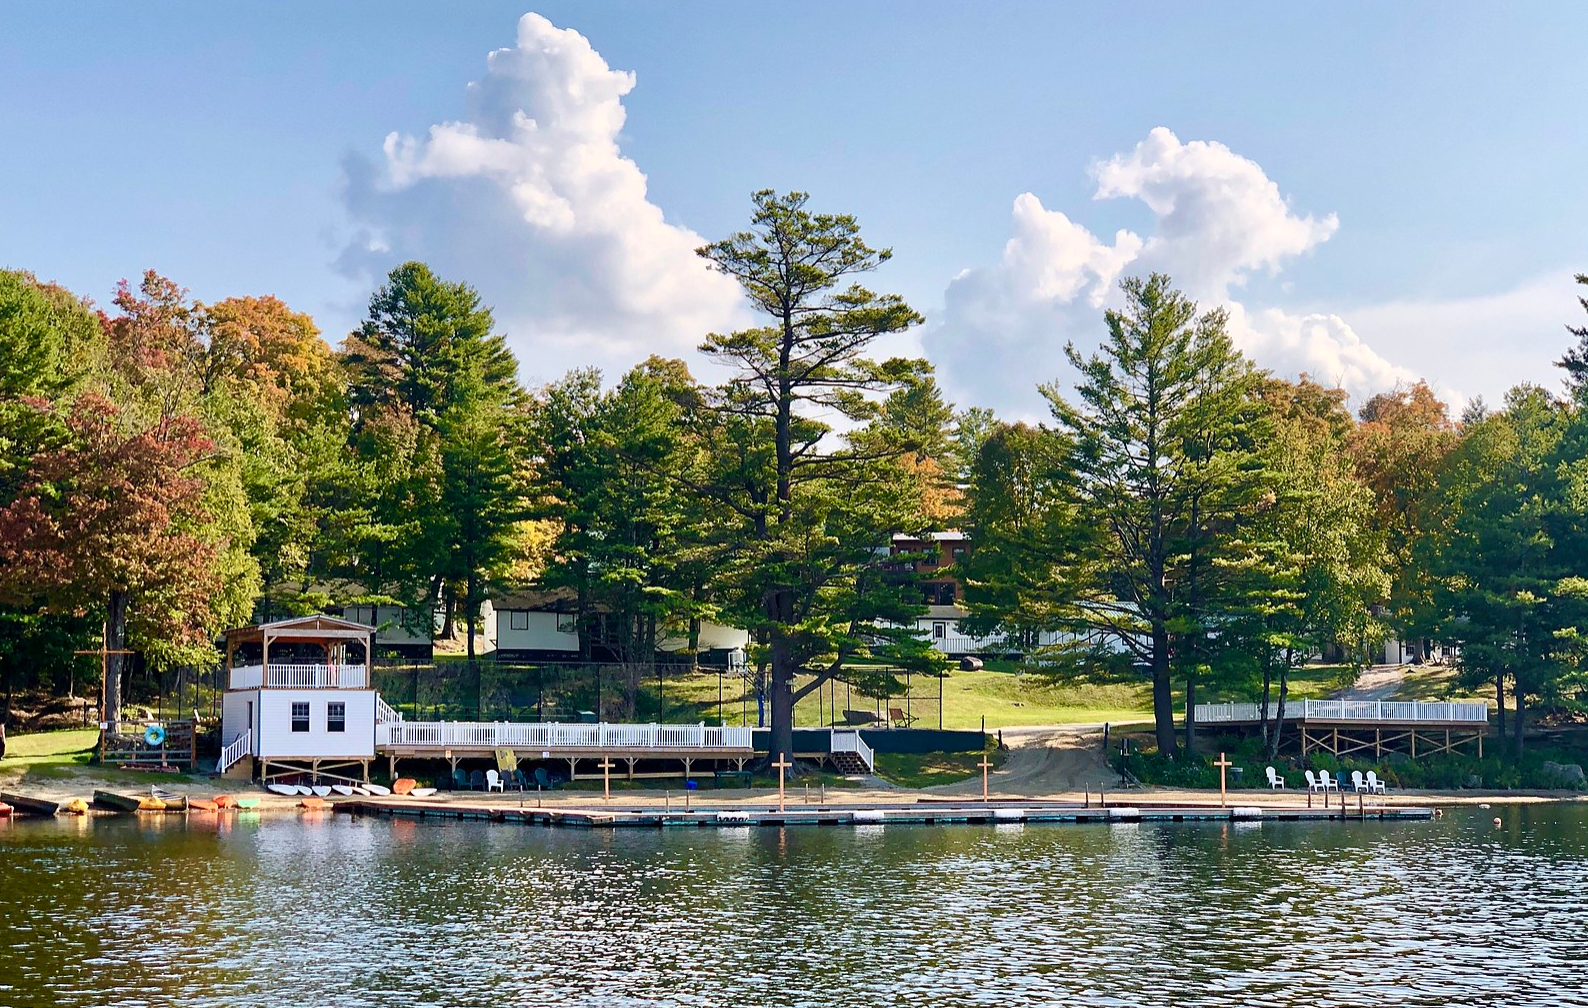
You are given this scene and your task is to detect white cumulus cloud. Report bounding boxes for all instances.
[927,127,1415,418]
[338,12,745,383]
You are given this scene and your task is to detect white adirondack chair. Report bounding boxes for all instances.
[485,769,504,793]
[1350,770,1370,792]
[1318,770,1341,792]
[1304,769,1325,792]
[1365,771,1388,794]
[1265,766,1287,789]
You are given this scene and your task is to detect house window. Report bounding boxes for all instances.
[555,614,577,634]
[327,702,346,733]
[933,622,947,640]
[509,610,529,631]
[290,702,310,733]
[951,546,965,560]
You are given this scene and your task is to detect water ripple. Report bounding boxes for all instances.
[1,806,1585,1007]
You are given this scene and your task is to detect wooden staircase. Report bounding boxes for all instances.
[829,730,875,775]
[830,749,871,775]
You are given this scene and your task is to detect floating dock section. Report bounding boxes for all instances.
[338,799,1435,829]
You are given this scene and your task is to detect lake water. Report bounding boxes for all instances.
[1,805,1585,1007]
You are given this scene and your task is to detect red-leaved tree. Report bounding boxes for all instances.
[0,392,222,726]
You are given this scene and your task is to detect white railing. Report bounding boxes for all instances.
[1195,699,1489,725]
[215,730,252,773]
[228,663,368,689]
[379,721,755,751]
[375,695,403,723]
[830,729,875,772]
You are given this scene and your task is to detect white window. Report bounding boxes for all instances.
[326,702,346,733]
[933,622,947,640]
[556,614,577,634]
[509,610,529,631]
[290,702,310,733]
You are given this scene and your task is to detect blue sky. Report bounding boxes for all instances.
[2,3,1584,414]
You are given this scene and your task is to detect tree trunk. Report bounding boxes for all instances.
[441,583,456,640]
[1151,624,1175,755]
[104,589,130,730]
[769,622,795,767]
[1513,690,1525,760]
[1258,654,1273,750]
[1266,665,1290,761]
[1184,670,1197,754]
[1494,674,1506,740]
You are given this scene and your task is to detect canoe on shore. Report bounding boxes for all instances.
[0,792,62,817]
[92,790,145,813]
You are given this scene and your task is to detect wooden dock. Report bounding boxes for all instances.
[336,798,1435,829]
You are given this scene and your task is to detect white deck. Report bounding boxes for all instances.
[377,720,755,754]
[1196,699,1488,725]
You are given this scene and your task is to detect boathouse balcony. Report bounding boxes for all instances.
[228,662,369,690]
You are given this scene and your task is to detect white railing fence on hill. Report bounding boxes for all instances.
[1194,699,1488,724]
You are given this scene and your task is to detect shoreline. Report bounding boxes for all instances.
[4,768,1584,819]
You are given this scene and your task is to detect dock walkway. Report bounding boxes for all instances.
[337,797,1434,829]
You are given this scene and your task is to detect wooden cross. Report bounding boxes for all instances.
[772,756,793,812]
[978,751,995,803]
[598,757,616,801]
[1215,751,1234,808]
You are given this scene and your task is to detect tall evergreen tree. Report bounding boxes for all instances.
[1040,273,1267,755]
[696,190,936,763]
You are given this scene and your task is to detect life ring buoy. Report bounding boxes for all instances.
[143,725,167,746]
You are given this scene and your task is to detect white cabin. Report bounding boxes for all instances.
[217,615,386,780]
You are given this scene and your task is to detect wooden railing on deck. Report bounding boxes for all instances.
[377,721,753,751]
[1195,699,1489,724]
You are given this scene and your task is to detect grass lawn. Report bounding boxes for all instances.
[873,749,1006,788]
[3,728,98,762]
[1393,664,1491,703]
[655,663,1373,731]
[1,728,211,789]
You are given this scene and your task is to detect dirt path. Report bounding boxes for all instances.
[1333,664,1409,701]
[927,724,1119,796]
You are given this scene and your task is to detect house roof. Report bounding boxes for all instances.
[491,588,579,612]
[224,614,378,644]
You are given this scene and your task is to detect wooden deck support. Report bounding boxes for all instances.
[1296,724,1482,760]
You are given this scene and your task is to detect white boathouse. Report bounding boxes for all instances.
[218,615,386,783]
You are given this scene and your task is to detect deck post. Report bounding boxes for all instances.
[1375,729,1381,759]
[1410,730,1416,758]
[1478,731,1483,758]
